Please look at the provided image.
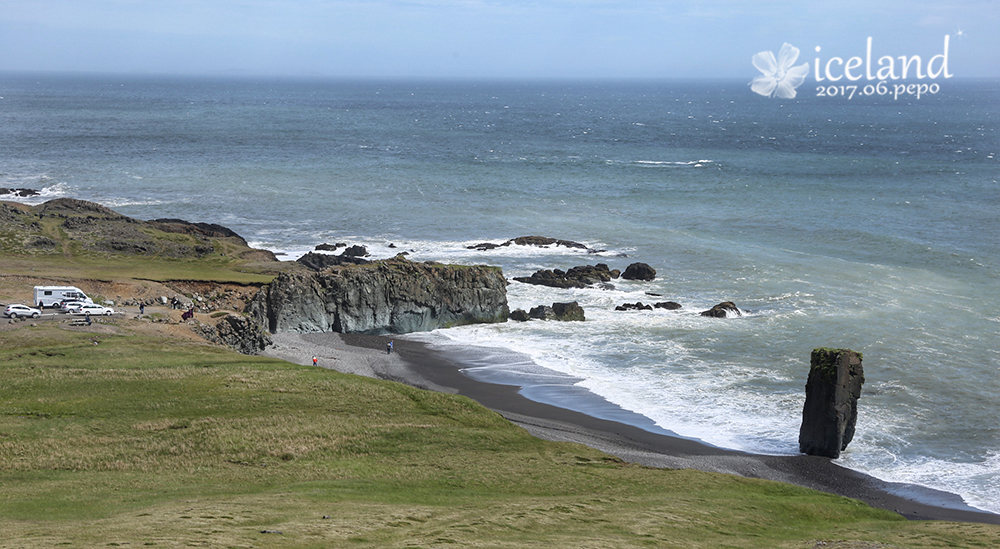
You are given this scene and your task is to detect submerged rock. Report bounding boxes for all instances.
[297,251,369,270]
[0,187,41,197]
[509,308,531,322]
[341,245,369,257]
[315,243,344,251]
[799,348,865,458]
[615,302,653,311]
[528,305,555,320]
[700,301,741,318]
[513,264,615,289]
[526,302,585,321]
[621,262,656,281]
[468,235,592,252]
[552,301,585,321]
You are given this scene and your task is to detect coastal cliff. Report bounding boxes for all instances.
[249,258,509,335]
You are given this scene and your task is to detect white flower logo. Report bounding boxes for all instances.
[751,43,810,99]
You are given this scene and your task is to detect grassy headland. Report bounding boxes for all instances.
[0,199,284,283]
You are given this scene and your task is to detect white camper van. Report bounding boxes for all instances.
[33,286,94,308]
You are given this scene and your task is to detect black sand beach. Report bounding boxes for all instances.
[263,331,1000,526]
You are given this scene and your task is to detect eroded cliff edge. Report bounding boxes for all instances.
[249,258,510,335]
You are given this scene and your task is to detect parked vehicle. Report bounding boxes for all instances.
[70,304,115,316]
[59,301,87,313]
[33,286,94,308]
[5,304,42,318]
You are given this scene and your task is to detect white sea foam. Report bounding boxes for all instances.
[625,159,716,167]
[258,236,630,265]
[841,450,1000,514]
[100,198,171,208]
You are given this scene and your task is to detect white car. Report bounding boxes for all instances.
[71,303,115,316]
[5,304,42,318]
[59,301,87,313]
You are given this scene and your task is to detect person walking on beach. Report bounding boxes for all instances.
[387,341,393,354]
[139,303,145,315]
[312,356,318,366]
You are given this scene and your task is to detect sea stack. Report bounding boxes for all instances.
[798,348,864,458]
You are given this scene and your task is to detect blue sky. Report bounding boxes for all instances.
[1,1,996,79]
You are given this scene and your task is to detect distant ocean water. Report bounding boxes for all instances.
[2,73,998,513]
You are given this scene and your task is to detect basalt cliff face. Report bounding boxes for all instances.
[249,259,509,335]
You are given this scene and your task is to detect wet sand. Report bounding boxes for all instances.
[262,331,1000,525]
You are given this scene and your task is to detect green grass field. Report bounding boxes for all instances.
[2,325,999,548]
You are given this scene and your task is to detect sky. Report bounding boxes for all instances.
[1,0,997,79]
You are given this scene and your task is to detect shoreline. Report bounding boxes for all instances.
[262,331,1000,526]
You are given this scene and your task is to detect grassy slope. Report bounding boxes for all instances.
[2,326,998,548]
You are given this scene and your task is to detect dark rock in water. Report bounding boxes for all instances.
[654,301,682,310]
[645,292,663,297]
[526,302,585,321]
[528,305,555,320]
[195,314,272,355]
[297,251,369,270]
[469,236,592,252]
[387,243,396,248]
[615,302,653,311]
[552,301,585,321]
[513,263,614,289]
[467,241,511,251]
[510,308,530,322]
[341,245,369,257]
[621,262,656,281]
[0,187,41,197]
[249,258,509,335]
[315,243,344,251]
[799,348,864,458]
[511,236,588,250]
[596,282,616,290]
[700,301,741,318]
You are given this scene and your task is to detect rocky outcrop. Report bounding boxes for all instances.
[799,348,865,458]
[510,309,531,322]
[341,245,369,257]
[654,301,682,310]
[195,314,273,355]
[513,264,617,289]
[148,218,250,246]
[315,242,346,251]
[616,302,653,311]
[700,301,741,318]
[468,235,591,252]
[249,258,509,335]
[297,251,370,270]
[552,301,585,321]
[0,187,40,197]
[526,301,585,321]
[621,262,656,281]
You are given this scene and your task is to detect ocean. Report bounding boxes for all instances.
[2,73,998,513]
